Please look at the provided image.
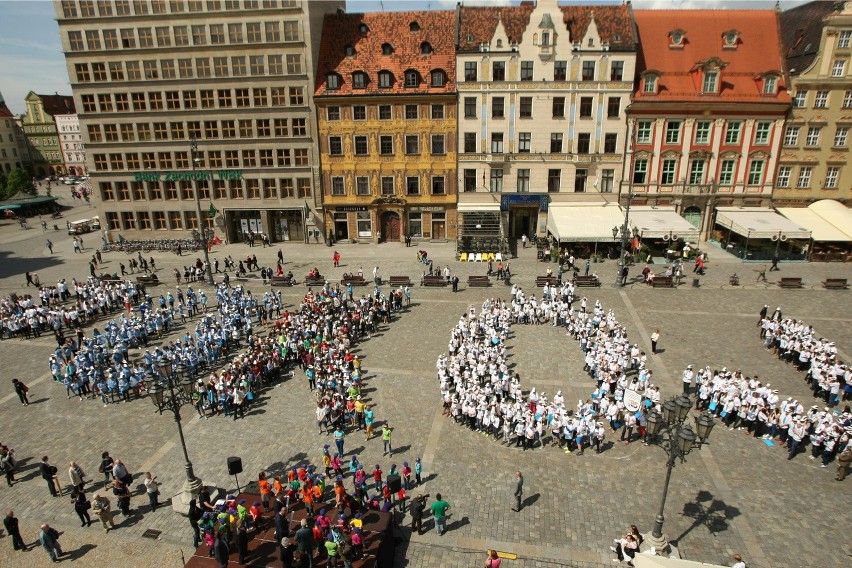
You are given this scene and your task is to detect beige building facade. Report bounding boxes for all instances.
[55,0,341,243]
[0,93,23,174]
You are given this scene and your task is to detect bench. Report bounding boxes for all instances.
[778,277,803,289]
[467,275,491,287]
[341,275,369,286]
[304,277,326,287]
[136,276,160,286]
[421,275,447,287]
[389,276,412,287]
[573,275,601,287]
[651,276,675,288]
[822,278,848,290]
[535,276,559,287]
[270,276,294,287]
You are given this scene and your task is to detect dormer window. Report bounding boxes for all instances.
[722,30,740,49]
[588,38,594,47]
[496,39,503,48]
[430,69,446,87]
[762,74,779,95]
[352,71,367,89]
[643,73,658,94]
[378,70,393,88]
[409,21,420,32]
[421,42,432,55]
[344,44,355,56]
[358,23,369,35]
[542,31,551,46]
[381,42,393,56]
[326,73,341,91]
[404,69,420,88]
[702,71,719,94]
[668,29,686,48]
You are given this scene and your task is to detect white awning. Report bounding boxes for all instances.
[809,199,852,239]
[546,202,624,242]
[629,206,700,240]
[777,206,851,242]
[714,207,811,239]
[457,202,500,212]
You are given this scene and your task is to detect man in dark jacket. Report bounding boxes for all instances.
[294,518,315,567]
[40,456,58,497]
[213,533,230,568]
[410,494,425,535]
[4,510,25,551]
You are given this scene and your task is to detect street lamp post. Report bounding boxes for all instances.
[644,395,716,553]
[190,138,214,285]
[148,359,204,516]
[615,192,636,286]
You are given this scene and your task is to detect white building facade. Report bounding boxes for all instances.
[55,113,86,176]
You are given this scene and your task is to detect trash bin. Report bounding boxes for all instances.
[692,278,701,288]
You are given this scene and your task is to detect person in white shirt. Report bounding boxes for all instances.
[143,472,159,511]
[731,552,747,568]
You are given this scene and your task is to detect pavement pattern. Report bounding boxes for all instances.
[0,189,850,568]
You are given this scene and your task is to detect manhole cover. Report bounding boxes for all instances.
[142,529,162,540]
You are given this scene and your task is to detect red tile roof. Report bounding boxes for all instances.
[633,10,791,104]
[315,10,456,97]
[37,94,76,116]
[780,1,837,76]
[457,4,634,52]
[0,101,12,118]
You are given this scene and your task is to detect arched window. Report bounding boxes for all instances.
[404,69,420,87]
[344,44,355,56]
[358,23,369,35]
[378,70,393,88]
[381,42,393,55]
[409,21,420,32]
[326,73,341,90]
[430,69,446,87]
[421,41,432,55]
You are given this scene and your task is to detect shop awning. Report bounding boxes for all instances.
[546,202,625,242]
[809,199,852,238]
[777,205,852,242]
[457,202,501,212]
[714,207,811,239]
[629,206,700,241]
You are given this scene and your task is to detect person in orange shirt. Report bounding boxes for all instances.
[258,472,271,512]
[302,484,314,515]
[272,475,283,498]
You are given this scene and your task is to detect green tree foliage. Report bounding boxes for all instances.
[1,167,37,199]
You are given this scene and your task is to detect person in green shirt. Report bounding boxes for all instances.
[430,493,450,536]
[382,424,393,456]
[324,536,339,567]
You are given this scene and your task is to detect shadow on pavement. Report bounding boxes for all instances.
[671,490,741,547]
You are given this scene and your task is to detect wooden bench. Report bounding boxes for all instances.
[822,278,848,290]
[341,275,369,286]
[304,277,326,287]
[136,276,160,286]
[651,276,675,288]
[778,277,803,289]
[421,275,447,287]
[535,276,559,287]
[270,276,294,287]
[389,276,412,287]
[467,276,491,287]
[573,275,601,287]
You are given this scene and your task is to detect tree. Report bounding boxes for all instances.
[0,172,7,200]
[3,167,37,198]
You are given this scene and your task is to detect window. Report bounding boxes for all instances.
[844,91,852,109]
[329,136,342,156]
[268,55,283,74]
[806,127,821,146]
[547,169,561,192]
[464,97,476,118]
[610,61,623,81]
[792,91,807,108]
[839,30,851,48]
[283,21,299,41]
[520,61,533,81]
[75,63,90,82]
[404,70,419,87]
[747,160,764,185]
[191,25,206,45]
[665,121,681,144]
[349,135,366,156]
[724,121,741,145]
[378,71,393,88]
[784,126,800,146]
[431,70,446,87]
[464,61,477,81]
[763,76,777,95]
[518,132,530,153]
[355,176,370,196]
[265,21,280,42]
[286,54,301,74]
[381,177,394,195]
[431,177,445,195]
[379,105,392,120]
[601,169,614,193]
[554,61,567,81]
[246,22,261,43]
[491,133,503,153]
[582,61,595,81]
[637,120,652,144]
[776,166,791,188]
[825,166,840,189]
[407,212,421,236]
[552,97,565,118]
[689,160,706,185]
[579,97,593,118]
[492,97,504,118]
[353,105,366,120]
[405,104,418,119]
[702,71,718,93]
[660,159,677,185]
[431,104,444,119]
[68,31,83,51]
[834,126,848,147]
[832,59,846,77]
[431,134,445,155]
[121,28,136,48]
[574,169,588,192]
[797,166,812,188]
[289,87,303,105]
[331,177,345,196]
[210,24,225,44]
[517,169,530,192]
[490,169,503,192]
[604,133,617,153]
[716,159,734,185]
[633,159,649,184]
[352,72,367,89]
[550,133,563,153]
[815,91,829,108]
[103,29,118,49]
[464,133,476,153]
[379,135,393,155]
[406,176,420,195]
[326,73,341,90]
[463,169,476,192]
[492,61,505,81]
[519,97,532,118]
[689,121,710,145]
[327,106,340,121]
[754,122,771,145]
[405,135,419,155]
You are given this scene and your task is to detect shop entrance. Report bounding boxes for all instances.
[380,211,400,242]
[333,213,349,241]
[509,207,537,238]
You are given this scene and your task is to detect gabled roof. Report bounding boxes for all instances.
[0,101,13,119]
[780,1,837,76]
[36,94,76,116]
[315,10,456,97]
[633,10,791,104]
[457,4,634,52]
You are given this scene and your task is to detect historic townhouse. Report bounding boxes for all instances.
[627,10,792,249]
[0,93,25,174]
[315,10,457,243]
[21,92,75,177]
[455,0,636,249]
[55,0,341,242]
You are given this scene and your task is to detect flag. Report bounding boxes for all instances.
[208,203,218,218]
[303,200,311,218]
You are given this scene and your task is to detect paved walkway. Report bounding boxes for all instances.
[0,196,850,567]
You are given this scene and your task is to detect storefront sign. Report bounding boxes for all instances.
[132,170,243,182]
[335,206,368,212]
[501,194,549,212]
[410,206,444,212]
